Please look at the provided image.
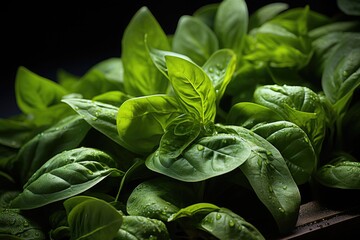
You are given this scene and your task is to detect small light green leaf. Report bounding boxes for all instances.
[168,203,220,221]
[249,2,289,30]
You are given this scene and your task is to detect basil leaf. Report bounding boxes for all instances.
[122,7,170,96]
[10,147,123,209]
[193,3,219,29]
[12,115,91,184]
[337,0,360,16]
[315,153,360,189]
[64,196,122,240]
[322,33,360,112]
[126,177,196,221]
[146,133,252,182]
[200,208,265,240]
[202,49,237,103]
[217,125,300,234]
[172,15,218,65]
[115,215,169,240]
[166,55,217,123]
[168,203,220,221]
[252,121,317,185]
[248,2,289,30]
[214,0,248,55]
[92,91,131,107]
[117,95,182,154]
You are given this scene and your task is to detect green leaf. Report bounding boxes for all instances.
[64,196,122,240]
[200,208,265,240]
[202,49,237,103]
[126,177,196,221]
[92,91,131,107]
[168,203,220,221]
[248,2,289,30]
[12,115,91,184]
[227,102,283,129]
[117,95,182,154]
[217,125,300,234]
[166,55,217,123]
[10,147,123,210]
[315,153,360,189]
[252,121,317,185]
[322,34,360,110]
[122,6,170,96]
[62,98,132,150]
[253,85,327,154]
[172,15,218,65]
[89,58,124,91]
[214,0,248,55]
[193,3,219,29]
[0,209,46,239]
[337,0,360,16]
[115,215,169,240]
[146,132,252,182]
[15,66,68,114]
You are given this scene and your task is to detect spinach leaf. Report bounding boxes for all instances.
[217,125,300,234]
[172,15,219,66]
[146,132,252,182]
[200,208,265,240]
[214,0,248,55]
[11,115,91,185]
[64,196,122,240]
[115,215,169,240]
[117,95,182,154]
[166,55,217,123]
[126,177,196,221]
[251,121,317,185]
[122,7,170,96]
[10,147,123,209]
[168,203,220,221]
[315,153,360,189]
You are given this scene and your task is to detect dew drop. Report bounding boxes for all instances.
[23,221,29,227]
[92,117,97,121]
[282,185,287,190]
[216,213,222,220]
[278,207,285,213]
[208,67,214,73]
[197,145,204,151]
[229,220,235,227]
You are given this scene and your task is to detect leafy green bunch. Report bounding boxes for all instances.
[1,0,359,239]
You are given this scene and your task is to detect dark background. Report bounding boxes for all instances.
[1,0,339,118]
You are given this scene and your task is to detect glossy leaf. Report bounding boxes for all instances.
[168,203,220,221]
[248,2,289,30]
[122,7,170,96]
[126,177,196,221]
[117,95,182,154]
[252,121,317,185]
[12,115,91,184]
[216,125,300,234]
[166,55,217,123]
[146,133,252,182]
[214,0,248,55]
[200,208,265,240]
[10,147,123,209]
[64,196,122,240]
[315,153,360,189]
[193,3,219,29]
[115,215,169,240]
[172,15,218,65]
[89,58,124,91]
[202,49,237,103]
[92,91,131,107]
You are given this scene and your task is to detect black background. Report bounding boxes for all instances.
[1,0,340,118]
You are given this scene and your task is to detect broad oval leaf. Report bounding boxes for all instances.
[92,91,131,107]
[248,3,289,30]
[172,15,219,65]
[202,49,237,103]
[126,177,196,221]
[214,0,248,55]
[252,121,317,185]
[10,147,123,210]
[12,115,91,185]
[64,196,122,240]
[166,55,217,123]
[146,133,252,182]
[115,215,169,240]
[315,153,360,189]
[200,208,265,240]
[216,125,300,234]
[322,34,360,110]
[117,95,182,154]
[122,7,170,96]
